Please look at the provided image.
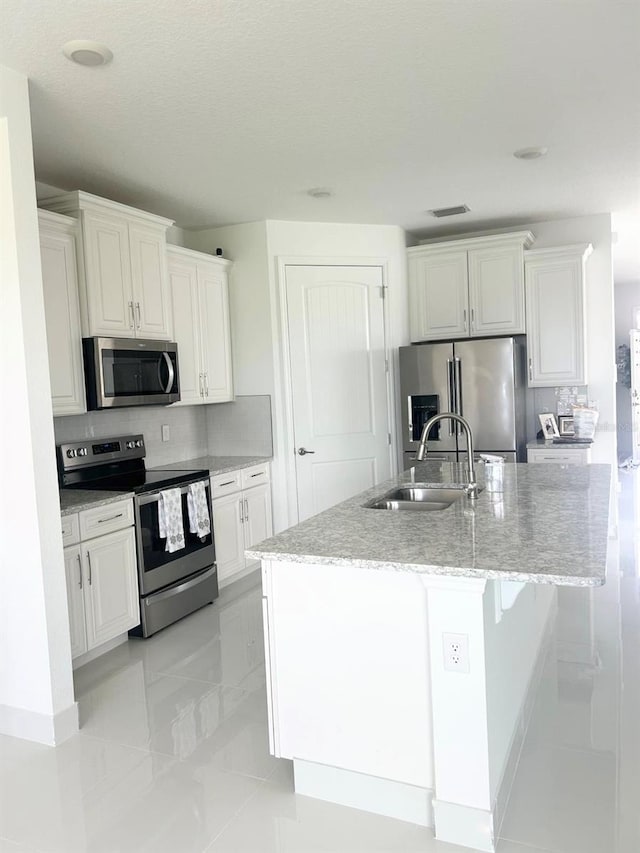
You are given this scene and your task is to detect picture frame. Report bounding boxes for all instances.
[538,413,559,439]
[557,415,575,437]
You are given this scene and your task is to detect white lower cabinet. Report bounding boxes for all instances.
[62,499,139,661]
[211,464,273,586]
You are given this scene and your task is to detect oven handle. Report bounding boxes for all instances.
[161,352,175,394]
[143,565,217,605]
[137,479,209,505]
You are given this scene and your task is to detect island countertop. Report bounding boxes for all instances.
[247,461,612,587]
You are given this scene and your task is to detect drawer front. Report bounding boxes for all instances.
[61,513,80,547]
[79,499,134,540]
[240,463,270,490]
[211,470,242,498]
[528,449,590,465]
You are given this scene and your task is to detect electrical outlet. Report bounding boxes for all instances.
[443,633,470,673]
[161,424,170,442]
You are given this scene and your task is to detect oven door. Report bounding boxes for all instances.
[84,337,180,409]
[135,478,215,596]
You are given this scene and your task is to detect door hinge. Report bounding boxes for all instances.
[380,285,387,299]
[384,358,389,373]
[388,432,392,446]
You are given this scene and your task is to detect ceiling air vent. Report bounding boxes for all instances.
[428,204,470,218]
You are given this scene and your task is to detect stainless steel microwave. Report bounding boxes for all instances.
[82,337,180,409]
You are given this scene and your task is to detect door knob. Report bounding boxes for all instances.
[297,447,315,455]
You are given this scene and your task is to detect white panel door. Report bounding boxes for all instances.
[212,492,246,583]
[83,527,139,650]
[39,223,86,415]
[408,250,468,341]
[631,329,640,464]
[468,244,525,335]
[129,222,171,339]
[63,545,87,659]
[285,265,391,521]
[243,483,273,565]
[81,211,134,336]
[525,255,586,386]
[168,255,203,405]
[199,262,234,403]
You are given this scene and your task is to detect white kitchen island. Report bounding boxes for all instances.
[247,461,612,852]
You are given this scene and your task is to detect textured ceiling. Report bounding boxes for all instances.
[1,0,639,276]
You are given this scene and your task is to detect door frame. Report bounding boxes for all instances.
[274,256,398,528]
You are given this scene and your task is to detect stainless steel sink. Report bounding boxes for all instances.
[365,485,469,512]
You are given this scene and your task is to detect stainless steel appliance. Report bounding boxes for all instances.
[83,337,180,409]
[399,336,527,468]
[58,434,217,637]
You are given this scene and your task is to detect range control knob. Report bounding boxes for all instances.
[77,447,88,457]
[135,439,143,448]
[126,441,135,450]
[66,449,77,458]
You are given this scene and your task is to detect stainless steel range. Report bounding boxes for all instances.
[57,434,218,637]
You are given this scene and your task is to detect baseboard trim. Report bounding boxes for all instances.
[0,700,78,745]
[293,758,433,828]
[432,799,494,851]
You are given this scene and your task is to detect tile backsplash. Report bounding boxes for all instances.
[53,395,273,467]
[206,395,273,457]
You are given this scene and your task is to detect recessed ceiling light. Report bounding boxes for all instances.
[513,146,548,160]
[307,187,333,198]
[63,40,113,67]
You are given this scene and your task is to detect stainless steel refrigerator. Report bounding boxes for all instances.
[399,336,527,469]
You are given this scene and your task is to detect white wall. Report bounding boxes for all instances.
[186,219,408,532]
[0,66,76,744]
[614,279,640,460]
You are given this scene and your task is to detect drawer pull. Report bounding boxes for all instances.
[219,480,235,487]
[250,472,264,478]
[97,512,124,523]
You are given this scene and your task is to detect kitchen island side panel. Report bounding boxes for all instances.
[263,559,434,790]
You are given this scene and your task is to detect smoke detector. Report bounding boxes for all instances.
[427,204,470,218]
[513,146,548,160]
[63,40,113,67]
[307,187,333,199]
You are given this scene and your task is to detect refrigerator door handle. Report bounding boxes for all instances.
[446,360,455,435]
[407,396,414,439]
[454,357,463,423]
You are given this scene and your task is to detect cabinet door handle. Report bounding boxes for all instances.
[97,512,124,524]
[87,551,92,585]
[528,358,533,381]
[239,498,244,523]
[135,302,141,329]
[244,497,249,522]
[471,307,475,328]
[77,553,83,589]
[204,372,209,397]
[128,301,135,329]
[199,373,204,397]
[463,308,467,331]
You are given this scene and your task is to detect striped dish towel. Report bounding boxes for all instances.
[187,481,211,542]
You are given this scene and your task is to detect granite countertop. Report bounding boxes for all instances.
[150,455,272,476]
[60,489,134,516]
[527,439,594,450]
[247,461,612,587]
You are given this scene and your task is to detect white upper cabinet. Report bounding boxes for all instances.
[40,191,174,340]
[38,210,86,416]
[525,244,592,387]
[407,231,534,342]
[168,246,234,405]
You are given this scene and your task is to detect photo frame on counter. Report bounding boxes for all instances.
[538,413,559,439]
[557,415,575,437]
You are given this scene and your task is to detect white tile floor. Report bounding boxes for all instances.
[1,469,639,853]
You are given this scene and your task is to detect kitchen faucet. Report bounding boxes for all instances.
[416,412,478,499]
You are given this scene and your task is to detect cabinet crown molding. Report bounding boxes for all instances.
[37,208,78,231]
[167,243,232,268]
[524,243,593,263]
[40,190,175,229]
[409,230,535,255]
